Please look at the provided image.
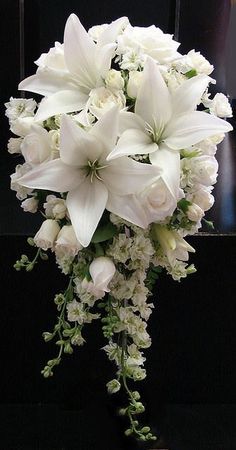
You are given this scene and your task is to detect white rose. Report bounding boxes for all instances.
[35,41,66,71]
[10,116,34,137]
[127,71,143,98]
[88,87,126,118]
[83,256,116,299]
[186,203,204,222]
[190,155,218,186]
[209,93,233,118]
[43,195,67,219]
[105,69,124,91]
[34,219,60,250]
[7,137,23,154]
[138,177,179,223]
[187,188,214,212]
[55,225,82,258]
[21,125,51,165]
[117,24,180,66]
[173,50,213,75]
[21,197,39,213]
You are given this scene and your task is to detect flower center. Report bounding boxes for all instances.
[145,119,165,145]
[85,159,108,182]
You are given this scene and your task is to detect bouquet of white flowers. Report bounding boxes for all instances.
[5,13,232,443]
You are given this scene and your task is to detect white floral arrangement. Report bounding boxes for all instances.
[6,14,233,443]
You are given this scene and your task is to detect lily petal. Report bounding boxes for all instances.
[107,128,157,160]
[90,106,119,153]
[64,14,97,90]
[96,43,116,79]
[103,157,160,195]
[118,111,145,135]
[172,74,211,116]
[135,57,172,130]
[60,115,102,166]
[18,71,75,97]
[164,111,233,149]
[35,90,88,121]
[66,180,108,247]
[17,159,81,192]
[150,145,180,198]
[107,193,149,229]
[97,17,129,47]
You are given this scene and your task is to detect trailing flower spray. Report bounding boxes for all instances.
[6,13,232,442]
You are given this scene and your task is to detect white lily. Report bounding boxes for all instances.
[19,14,128,121]
[107,57,232,160]
[17,107,159,247]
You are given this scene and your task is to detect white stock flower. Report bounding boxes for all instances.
[5,97,36,122]
[19,14,128,121]
[106,379,121,394]
[21,197,39,213]
[67,299,100,324]
[18,107,158,246]
[7,137,22,154]
[188,155,218,186]
[87,87,126,119]
[105,69,124,91]
[208,93,232,118]
[55,225,82,258]
[21,125,52,165]
[173,50,214,75]
[10,163,33,200]
[152,224,195,267]
[44,195,67,219]
[34,219,60,250]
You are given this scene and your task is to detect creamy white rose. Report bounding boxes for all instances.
[88,87,126,118]
[82,256,116,299]
[190,155,218,186]
[173,49,213,75]
[55,225,82,258]
[186,203,204,222]
[187,187,214,212]
[209,93,233,118]
[34,219,60,250]
[21,197,39,213]
[21,125,52,165]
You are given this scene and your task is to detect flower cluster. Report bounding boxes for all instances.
[6,13,232,443]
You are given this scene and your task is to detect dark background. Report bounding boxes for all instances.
[0,1,236,449]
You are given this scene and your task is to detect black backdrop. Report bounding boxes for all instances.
[0,1,236,449]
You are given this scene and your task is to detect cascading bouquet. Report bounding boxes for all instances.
[6,13,232,443]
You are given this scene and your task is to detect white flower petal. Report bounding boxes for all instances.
[135,57,172,129]
[119,111,145,135]
[164,111,233,149]
[96,43,116,79]
[17,159,81,192]
[66,180,108,247]
[172,74,211,116]
[89,106,119,152]
[19,72,74,97]
[97,17,129,47]
[60,115,102,166]
[149,145,180,198]
[103,157,160,195]
[107,193,149,228]
[35,90,88,121]
[64,14,97,90]
[107,128,157,160]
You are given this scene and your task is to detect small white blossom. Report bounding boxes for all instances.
[105,69,124,91]
[5,97,37,123]
[7,137,23,154]
[67,299,100,324]
[10,163,33,200]
[44,195,67,219]
[106,379,121,394]
[208,93,232,118]
[173,50,213,75]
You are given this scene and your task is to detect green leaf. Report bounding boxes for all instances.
[178,198,191,213]
[91,222,117,243]
[185,69,197,79]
